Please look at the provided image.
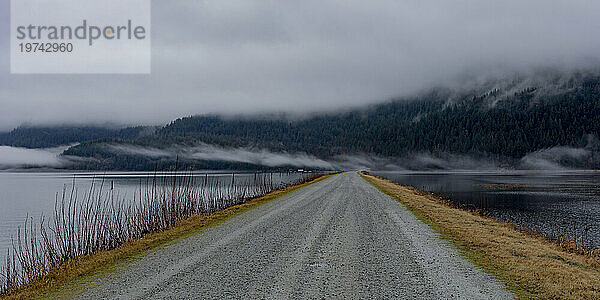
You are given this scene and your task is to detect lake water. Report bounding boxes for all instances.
[0,171,307,267]
[373,170,600,248]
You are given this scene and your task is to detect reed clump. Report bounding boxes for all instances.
[0,170,323,295]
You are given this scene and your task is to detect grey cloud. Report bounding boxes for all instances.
[2,0,600,129]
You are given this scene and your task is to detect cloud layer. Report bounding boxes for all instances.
[107,144,335,169]
[0,146,69,169]
[2,0,600,129]
[1,141,598,171]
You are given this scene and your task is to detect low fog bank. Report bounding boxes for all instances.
[102,142,600,171]
[106,144,335,169]
[2,139,599,171]
[0,146,72,169]
[519,135,600,170]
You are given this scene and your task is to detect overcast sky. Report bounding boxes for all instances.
[1,0,600,130]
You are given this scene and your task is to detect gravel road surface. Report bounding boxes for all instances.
[74,172,513,299]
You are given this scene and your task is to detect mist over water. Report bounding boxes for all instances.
[0,146,70,169]
[520,146,590,170]
[106,144,335,169]
[1,140,598,171]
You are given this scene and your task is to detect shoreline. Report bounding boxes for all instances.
[1,173,334,299]
[360,172,600,299]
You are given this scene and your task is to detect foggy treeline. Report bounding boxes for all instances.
[2,70,600,170]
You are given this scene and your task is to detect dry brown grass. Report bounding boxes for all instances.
[2,174,334,300]
[360,172,600,299]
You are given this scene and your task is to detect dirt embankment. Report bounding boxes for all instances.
[361,172,600,299]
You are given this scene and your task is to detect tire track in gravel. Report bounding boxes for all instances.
[74,172,513,299]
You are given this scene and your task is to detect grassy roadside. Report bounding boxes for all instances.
[360,172,600,299]
[3,173,335,300]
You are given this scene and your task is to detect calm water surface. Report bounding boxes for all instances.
[374,170,600,248]
[0,171,306,266]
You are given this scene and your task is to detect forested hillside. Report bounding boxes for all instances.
[0,126,155,148]
[6,71,600,170]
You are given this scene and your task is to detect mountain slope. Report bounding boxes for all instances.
[12,71,600,170]
[0,126,156,149]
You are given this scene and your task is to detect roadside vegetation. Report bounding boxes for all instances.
[361,172,600,299]
[0,170,331,299]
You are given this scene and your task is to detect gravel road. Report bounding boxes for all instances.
[74,172,513,299]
